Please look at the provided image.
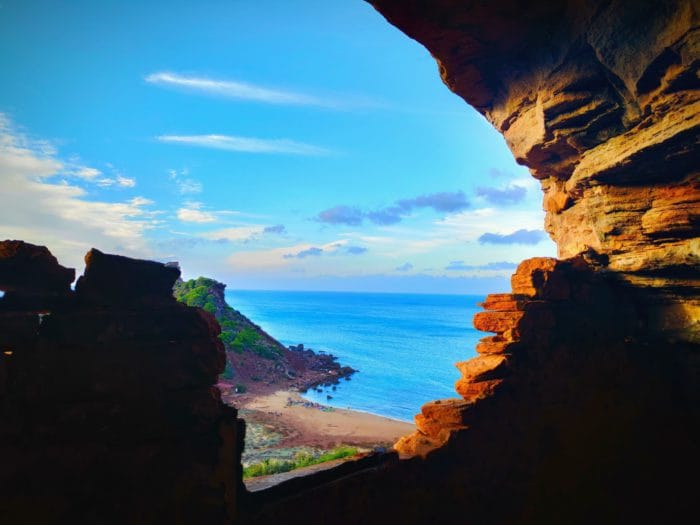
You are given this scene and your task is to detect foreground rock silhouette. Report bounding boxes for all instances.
[0,243,243,523]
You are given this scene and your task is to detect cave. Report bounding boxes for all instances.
[1,1,698,524]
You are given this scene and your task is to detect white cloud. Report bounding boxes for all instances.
[176,202,216,223]
[75,167,101,180]
[436,208,546,240]
[168,168,202,194]
[201,226,264,242]
[145,71,330,107]
[177,179,202,194]
[156,134,330,156]
[93,175,135,188]
[0,114,158,271]
[116,175,136,188]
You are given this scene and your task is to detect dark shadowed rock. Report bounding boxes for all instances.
[0,240,75,309]
[0,240,74,293]
[75,248,180,307]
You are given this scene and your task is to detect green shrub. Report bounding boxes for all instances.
[231,328,260,352]
[242,446,359,479]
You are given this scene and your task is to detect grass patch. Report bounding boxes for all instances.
[242,446,358,479]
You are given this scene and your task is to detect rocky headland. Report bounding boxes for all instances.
[172,274,356,395]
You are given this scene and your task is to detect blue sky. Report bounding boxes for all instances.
[0,0,555,293]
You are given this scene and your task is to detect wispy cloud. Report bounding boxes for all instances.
[176,201,216,223]
[445,260,517,271]
[199,224,284,243]
[75,167,101,180]
[145,71,330,107]
[395,262,413,272]
[144,71,381,110]
[284,247,323,259]
[201,226,263,242]
[478,229,547,245]
[95,175,136,188]
[317,191,469,226]
[283,242,366,259]
[228,239,365,270]
[169,168,202,194]
[157,134,330,156]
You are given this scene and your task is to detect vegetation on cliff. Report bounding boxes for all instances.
[173,276,356,390]
[173,277,285,372]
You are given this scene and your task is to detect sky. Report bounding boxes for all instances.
[0,0,556,294]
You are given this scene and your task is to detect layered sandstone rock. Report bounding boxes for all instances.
[369,0,699,342]
[0,241,243,523]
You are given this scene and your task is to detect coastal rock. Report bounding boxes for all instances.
[413,398,476,440]
[173,276,357,393]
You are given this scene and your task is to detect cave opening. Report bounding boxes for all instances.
[178,2,558,488]
[4,1,696,523]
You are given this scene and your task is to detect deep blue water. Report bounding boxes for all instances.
[225,290,482,422]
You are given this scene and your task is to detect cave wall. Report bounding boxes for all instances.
[0,242,244,524]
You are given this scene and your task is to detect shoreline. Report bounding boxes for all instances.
[220,385,414,460]
[296,391,413,424]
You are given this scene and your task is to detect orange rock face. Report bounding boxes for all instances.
[369,0,699,343]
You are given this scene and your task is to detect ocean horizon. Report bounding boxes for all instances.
[226,289,483,422]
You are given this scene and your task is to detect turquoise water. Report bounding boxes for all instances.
[225,290,483,422]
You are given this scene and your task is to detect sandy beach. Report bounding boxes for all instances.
[228,389,414,450]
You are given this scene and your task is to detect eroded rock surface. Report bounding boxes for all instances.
[370,0,699,342]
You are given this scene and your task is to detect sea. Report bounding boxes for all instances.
[225,290,484,422]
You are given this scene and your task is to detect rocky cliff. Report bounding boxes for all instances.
[173,276,355,392]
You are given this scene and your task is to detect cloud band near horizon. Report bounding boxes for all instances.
[478,229,547,245]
